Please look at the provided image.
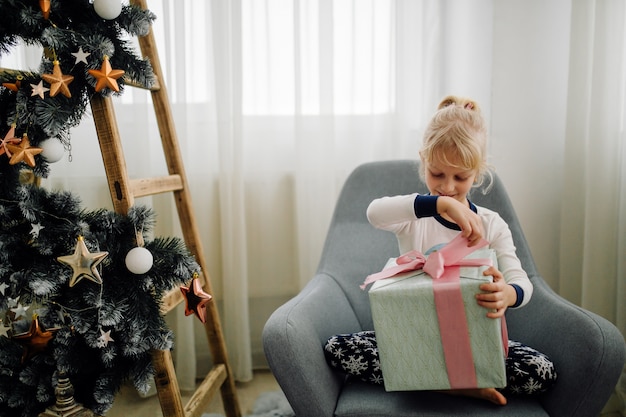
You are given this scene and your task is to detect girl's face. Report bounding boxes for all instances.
[424,157,477,205]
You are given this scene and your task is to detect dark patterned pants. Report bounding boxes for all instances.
[324,330,557,395]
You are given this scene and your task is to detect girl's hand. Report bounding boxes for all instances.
[437,197,484,246]
[475,266,517,318]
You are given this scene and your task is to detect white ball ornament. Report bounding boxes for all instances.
[125,246,154,274]
[40,138,65,163]
[93,0,122,20]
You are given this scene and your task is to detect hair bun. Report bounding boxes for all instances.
[438,95,479,112]
[438,96,457,109]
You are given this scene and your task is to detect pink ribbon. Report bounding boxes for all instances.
[433,264,477,388]
[361,234,491,290]
[365,234,508,389]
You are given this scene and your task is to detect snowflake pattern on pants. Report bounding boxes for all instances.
[503,340,557,395]
[324,331,382,384]
[324,331,557,395]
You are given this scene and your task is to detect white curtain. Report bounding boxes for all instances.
[3,0,623,411]
[558,0,626,411]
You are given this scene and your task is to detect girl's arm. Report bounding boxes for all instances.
[366,194,420,231]
[435,196,484,246]
[367,194,484,245]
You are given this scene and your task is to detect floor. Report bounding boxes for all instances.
[107,369,280,416]
[104,369,623,417]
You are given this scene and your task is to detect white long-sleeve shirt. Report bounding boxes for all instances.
[366,193,533,308]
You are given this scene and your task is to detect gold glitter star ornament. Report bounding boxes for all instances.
[57,236,109,287]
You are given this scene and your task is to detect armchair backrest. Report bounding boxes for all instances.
[316,160,539,331]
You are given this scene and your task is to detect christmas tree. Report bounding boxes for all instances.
[0,1,202,416]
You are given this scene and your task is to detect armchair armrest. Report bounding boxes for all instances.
[263,273,363,417]
[507,277,625,417]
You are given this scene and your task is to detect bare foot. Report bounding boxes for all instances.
[440,388,507,405]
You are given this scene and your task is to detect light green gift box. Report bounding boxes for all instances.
[368,249,507,392]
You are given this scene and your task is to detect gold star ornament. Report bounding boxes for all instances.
[6,134,43,167]
[88,55,125,92]
[57,236,109,287]
[180,273,212,323]
[41,60,74,98]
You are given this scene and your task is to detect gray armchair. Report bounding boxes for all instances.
[263,160,626,417]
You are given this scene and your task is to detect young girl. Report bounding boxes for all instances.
[324,96,557,405]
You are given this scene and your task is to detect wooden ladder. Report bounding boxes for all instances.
[89,1,241,416]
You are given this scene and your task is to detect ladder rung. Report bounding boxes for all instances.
[0,67,40,81]
[161,286,184,314]
[184,364,228,417]
[129,174,183,198]
[123,76,162,92]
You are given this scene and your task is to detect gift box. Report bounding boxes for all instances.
[366,237,508,392]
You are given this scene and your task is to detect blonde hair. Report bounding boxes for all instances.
[419,95,493,191]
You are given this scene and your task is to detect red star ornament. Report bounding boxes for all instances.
[6,134,43,167]
[12,315,59,362]
[88,55,125,92]
[180,274,212,323]
[41,60,74,98]
[1,124,20,157]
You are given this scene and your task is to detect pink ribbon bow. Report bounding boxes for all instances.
[361,233,492,289]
